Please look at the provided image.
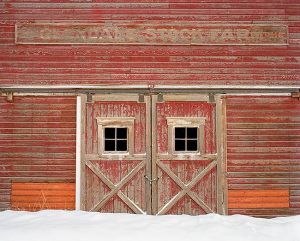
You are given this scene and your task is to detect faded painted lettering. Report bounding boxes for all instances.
[16,23,288,45]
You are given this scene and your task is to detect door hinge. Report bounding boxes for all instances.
[86,92,94,103]
[138,94,145,103]
[292,91,300,100]
[6,92,14,103]
[208,93,215,103]
[157,93,164,102]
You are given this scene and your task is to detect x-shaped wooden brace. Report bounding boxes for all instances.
[157,159,217,215]
[85,160,145,214]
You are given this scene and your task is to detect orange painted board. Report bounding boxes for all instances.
[11,182,75,211]
[228,189,289,209]
[229,202,289,209]
[228,189,289,197]
[12,183,76,190]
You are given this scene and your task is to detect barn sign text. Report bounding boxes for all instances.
[15,23,288,45]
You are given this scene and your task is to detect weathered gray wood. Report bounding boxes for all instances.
[117,192,144,214]
[153,94,218,215]
[216,95,228,215]
[80,94,87,211]
[145,96,152,214]
[156,159,216,214]
[82,94,149,213]
[151,94,159,215]
[88,160,145,212]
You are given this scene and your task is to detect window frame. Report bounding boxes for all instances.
[166,117,206,156]
[96,117,135,157]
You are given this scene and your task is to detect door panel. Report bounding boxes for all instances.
[152,95,218,215]
[82,95,151,214]
[82,94,219,215]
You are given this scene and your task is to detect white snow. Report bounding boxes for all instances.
[0,210,300,241]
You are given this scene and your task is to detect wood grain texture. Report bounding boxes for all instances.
[11,182,75,211]
[228,189,289,209]
[0,0,299,86]
[153,96,218,215]
[83,95,149,214]
[226,96,300,217]
[0,96,76,211]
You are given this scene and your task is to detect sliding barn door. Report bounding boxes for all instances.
[81,94,222,215]
[81,95,151,214]
[152,95,218,215]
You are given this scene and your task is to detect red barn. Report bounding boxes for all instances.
[0,1,300,218]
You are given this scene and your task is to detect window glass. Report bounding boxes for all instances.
[174,127,198,152]
[175,127,185,138]
[104,127,128,152]
[105,128,115,139]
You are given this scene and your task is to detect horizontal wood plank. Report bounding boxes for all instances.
[226,96,300,216]
[0,0,299,86]
[0,96,76,210]
[11,182,75,211]
[228,189,289,209]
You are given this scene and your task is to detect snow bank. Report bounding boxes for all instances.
[0,210,299,241]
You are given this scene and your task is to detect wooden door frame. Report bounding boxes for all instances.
[80,94,87,210]
[80,93,152,214]
[151,93,227,215]
[215,95,228,215]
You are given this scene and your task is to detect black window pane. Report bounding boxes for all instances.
[175,140,185,151]
[117,128,127,139]
[117,140,127,151]
[105,140,115,151]
[187,128,198,139]
[175,128,185,138]
[105,128,115,139]
[187,140,198,151]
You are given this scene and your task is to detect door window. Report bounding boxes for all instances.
[104,127,128,152]
[174,127,198,152]
[166,117,206,155]
[96,117,135,156]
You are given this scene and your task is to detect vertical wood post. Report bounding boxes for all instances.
[216,95,228,215]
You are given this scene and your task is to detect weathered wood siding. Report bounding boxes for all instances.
[83,97,149,213]
[154,99,217,215]
[0,96,76,211]
[226,96,300,217]
[0,1,299,86]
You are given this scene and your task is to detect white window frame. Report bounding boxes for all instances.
[96,117,135,157]
[166,117,206,156]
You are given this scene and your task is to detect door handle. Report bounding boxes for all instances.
[144,175,159,185]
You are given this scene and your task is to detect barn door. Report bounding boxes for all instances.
[81,94,220,215]
[81,94,151,214]
[151,94,218,215]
